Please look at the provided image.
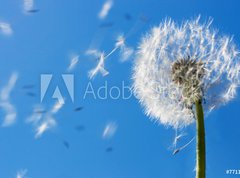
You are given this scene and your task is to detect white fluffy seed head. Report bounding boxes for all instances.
[132,16,240,128]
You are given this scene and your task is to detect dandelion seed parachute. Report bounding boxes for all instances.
[0,22,13,35]
[132,16,240,128]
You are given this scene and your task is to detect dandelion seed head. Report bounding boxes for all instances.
[133,16,240,128]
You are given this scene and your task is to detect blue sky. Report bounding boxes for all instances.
[0,0,240,177]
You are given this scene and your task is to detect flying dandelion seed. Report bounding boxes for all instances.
[34,100,64,138]
[26,105,45,124]
[27,100,64,138]
[23,0,39,14]
[0,73,18,127]
[98,0,113,20]
[172,129,186,150]
[67,55,79,72]
[116,35,134,62]
[132,16,240,178]
[102,122,117,139]
[87,35,133,78]
[172,137,195,155]
[120,46,134,62]
[0,22,13,36]
[16,169,27,178]
[23,0,34,11]
[88,52,109,79]
[86,49,109,78]
[35,116,56,138]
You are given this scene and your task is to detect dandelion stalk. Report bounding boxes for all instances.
[195,100,205,178]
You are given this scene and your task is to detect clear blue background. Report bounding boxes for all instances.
[0,0,240,177]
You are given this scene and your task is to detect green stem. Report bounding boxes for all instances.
[195,100,206,178]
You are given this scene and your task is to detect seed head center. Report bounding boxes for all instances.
[171,56,205,105]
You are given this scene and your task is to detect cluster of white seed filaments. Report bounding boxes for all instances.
[171,56,205,107]
[133,17,240,128]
